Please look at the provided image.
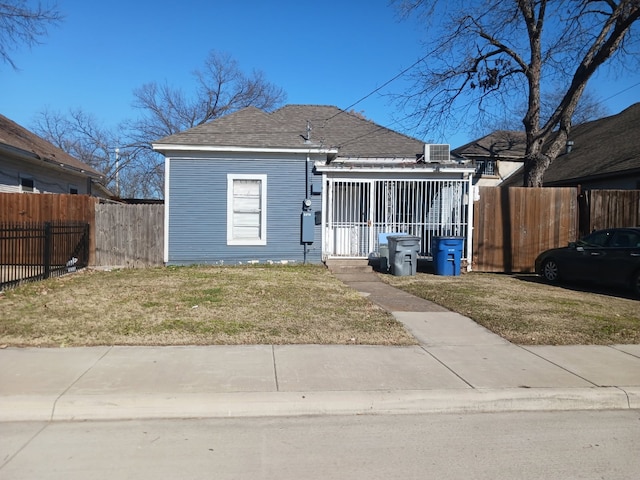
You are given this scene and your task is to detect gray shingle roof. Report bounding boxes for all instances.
[452,130,526,159]
[154,105,425,158]
[542,103,640,185]
[499,103,640,186]
[0,113,104,177]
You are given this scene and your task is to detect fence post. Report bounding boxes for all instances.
[82,223,90,267]
[43,222,51,279]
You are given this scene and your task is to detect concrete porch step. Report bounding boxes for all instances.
[325,259,373,274]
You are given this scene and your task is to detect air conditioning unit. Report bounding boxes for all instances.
[424,144,450,163]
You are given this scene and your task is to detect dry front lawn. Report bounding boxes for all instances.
[0,265,416,348]
[383,271,640,345]
[2,265,639,347]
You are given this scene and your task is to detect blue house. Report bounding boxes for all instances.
[152,105,475,266]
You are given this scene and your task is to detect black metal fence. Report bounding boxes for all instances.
[0,221,89,291]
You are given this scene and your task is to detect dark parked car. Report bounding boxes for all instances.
[535,228,640,296]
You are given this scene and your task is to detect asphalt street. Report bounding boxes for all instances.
[2,410,640,479]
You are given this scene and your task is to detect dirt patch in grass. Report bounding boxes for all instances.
[383,271,640,345]
[0,265,416,347]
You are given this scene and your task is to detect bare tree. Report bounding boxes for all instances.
[396,0,640,186]
[33,108,151,198]
[475,89,610,138]
[34,50,286,198]
[0,0,62,69]
[121,50,286,197]
[129,50,287,140]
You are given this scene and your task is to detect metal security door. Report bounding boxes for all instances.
[325,179,374,257]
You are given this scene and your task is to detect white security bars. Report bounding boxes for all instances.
[324,178,470,260]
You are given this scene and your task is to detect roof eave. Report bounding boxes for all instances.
[152,143,339,155]
[0,143,105,179]
[544,166,640,186]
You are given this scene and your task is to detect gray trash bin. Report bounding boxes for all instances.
[388,235,421,276]
[377,232,406,273]
[378,243,389,272]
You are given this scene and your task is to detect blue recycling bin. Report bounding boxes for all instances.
[431,236,464,276]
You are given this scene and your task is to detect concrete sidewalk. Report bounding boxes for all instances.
[1,270,639,421]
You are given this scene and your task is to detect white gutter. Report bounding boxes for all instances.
[314,165,476,174]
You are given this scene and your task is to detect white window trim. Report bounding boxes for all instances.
[227,173,267,246]
[20,175,35,193]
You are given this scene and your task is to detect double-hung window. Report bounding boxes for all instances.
[227,174,267,245]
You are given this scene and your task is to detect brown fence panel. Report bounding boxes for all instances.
[0,192,96,222]
[94,204,164,267]
[587,190,640,231]
[473,187,578,273]
[0,193,97,264]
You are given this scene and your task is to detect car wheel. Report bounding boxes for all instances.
[542,259,560,283]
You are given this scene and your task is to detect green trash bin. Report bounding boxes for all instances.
[388,235,420,276]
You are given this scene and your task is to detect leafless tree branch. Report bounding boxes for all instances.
[0,0,62,69]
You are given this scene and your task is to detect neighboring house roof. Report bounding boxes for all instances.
[452,130,526,160]
[0,113,105,179]
[541,103,640,186]
[153,104,426,159]
[499,103,640,187]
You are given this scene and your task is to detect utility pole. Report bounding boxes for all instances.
[115,148,120,197]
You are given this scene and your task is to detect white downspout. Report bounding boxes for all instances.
[321,172,328,261]
[466,173,474,272]
[163,157,171,264]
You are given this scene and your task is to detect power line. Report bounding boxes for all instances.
[324,52,432,124]
[318,46,640,149]
[600,80,640,103]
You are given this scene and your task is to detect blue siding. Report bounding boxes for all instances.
[167,153,323,265]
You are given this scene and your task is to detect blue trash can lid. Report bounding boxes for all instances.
[378,232,407,245]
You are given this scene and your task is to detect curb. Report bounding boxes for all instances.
[2,387,637,422]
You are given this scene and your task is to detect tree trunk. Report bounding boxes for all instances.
[522,152,551,187]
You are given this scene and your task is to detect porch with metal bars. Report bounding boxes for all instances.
[322,176,473,268]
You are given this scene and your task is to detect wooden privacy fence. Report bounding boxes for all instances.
[0,194,164,268]
[2,190,638,274]
[0,193,97,264]
[473,187,578,273]
[0,192,96,223]
[94,203,164,267]
[473,187,640,273]
[584,189,640,233]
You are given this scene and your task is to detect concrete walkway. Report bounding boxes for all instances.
[1,270,639,421]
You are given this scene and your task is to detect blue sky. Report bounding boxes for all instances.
[2,0,640,148]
